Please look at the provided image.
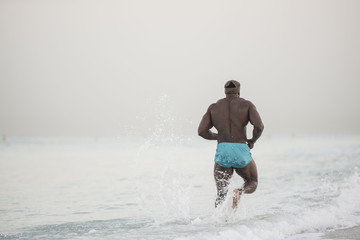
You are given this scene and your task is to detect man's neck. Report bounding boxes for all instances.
[225,93,239,98]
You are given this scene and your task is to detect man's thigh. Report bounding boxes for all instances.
[235,160,258,182]
[214,163,234,183]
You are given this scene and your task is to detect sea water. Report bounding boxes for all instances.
[0,134,360,240]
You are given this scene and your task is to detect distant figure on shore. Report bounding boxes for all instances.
[2,135,6,143]
[198,80,264,209]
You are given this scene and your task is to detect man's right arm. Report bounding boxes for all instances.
[247,102,264,149]
[198,104,218,140]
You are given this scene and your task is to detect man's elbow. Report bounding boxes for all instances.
[255,124,264,133]
[198,129,206,138]
[198,127,211,139]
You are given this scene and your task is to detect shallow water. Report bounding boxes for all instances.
[1,135,360,240]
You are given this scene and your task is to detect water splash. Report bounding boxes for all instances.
[135,95,194,224]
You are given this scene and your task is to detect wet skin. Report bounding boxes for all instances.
[198,92,264,207]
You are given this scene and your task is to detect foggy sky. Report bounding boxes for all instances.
[1,0,360,137]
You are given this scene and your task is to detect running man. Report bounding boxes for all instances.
[198,80,264,208]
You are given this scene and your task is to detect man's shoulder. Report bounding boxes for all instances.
[234,98,253,106]
[213,97,254,106]
[207,102,217,111]
[207,98,225,111]
[215,98,226,104]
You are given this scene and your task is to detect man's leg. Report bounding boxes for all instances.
[233,160,258,208]
[214,163,234,207]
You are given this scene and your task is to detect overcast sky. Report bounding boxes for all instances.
[1,0,359,137]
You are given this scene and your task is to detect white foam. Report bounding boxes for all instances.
[138,140,360,240]
[184,169,360,240]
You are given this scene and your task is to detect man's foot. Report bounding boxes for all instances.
[232,189,241,209]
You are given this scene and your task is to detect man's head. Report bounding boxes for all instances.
[224,80,240,95]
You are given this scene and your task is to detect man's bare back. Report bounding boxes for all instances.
[198,80,264,208]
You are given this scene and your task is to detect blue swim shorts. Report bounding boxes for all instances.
[214,142,253,168]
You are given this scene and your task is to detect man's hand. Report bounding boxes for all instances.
[247,139,255,149]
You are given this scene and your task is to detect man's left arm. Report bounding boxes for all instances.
[198,104,218,140]
[247,102,264,149]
